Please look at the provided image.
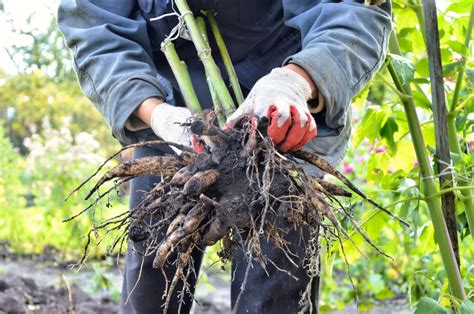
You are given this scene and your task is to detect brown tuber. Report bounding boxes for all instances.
[182,169,220,197]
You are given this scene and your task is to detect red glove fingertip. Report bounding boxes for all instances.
[192,134,206,154]
[267,105,290,145]
[293,113,317,151]
[278,106,306,152]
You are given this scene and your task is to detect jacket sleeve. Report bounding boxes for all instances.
[282,1,391,133]
[58,0,172,144]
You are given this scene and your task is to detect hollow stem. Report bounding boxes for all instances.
[388,32,466,300]
[196,17,226,127]
[161,39,203,119]
[174,0,236,117]
[205,11,244,105]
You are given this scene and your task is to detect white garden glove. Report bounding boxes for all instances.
[226,67,322,152]
[151,103,193,153]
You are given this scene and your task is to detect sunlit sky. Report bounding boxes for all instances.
[0,0,58,74]
[0,0,452,75]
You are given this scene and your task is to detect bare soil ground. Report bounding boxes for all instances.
[0,256,410,313]
[0,273,117,314]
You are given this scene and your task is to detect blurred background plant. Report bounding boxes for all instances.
[0,0,125,258]
[0,0,472,312]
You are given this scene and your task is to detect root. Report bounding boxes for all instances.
[66,140,194,200]
[294,150,409,227]
[69,116,406,312]
[153,196,213,269]
[86,156,188,200]
[310,177,352,198]
[182,169,220,197]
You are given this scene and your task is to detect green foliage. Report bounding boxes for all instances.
[318,1,474,311]
[0,70,118,154]
[83,262,121,302]
[0,121,127,258]
[388,54,415,86]
[415,297,449,314]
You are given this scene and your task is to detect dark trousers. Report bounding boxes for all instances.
[120,131,320,314]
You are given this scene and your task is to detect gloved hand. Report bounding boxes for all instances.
[226,67,320,152]
[150,103,195,152]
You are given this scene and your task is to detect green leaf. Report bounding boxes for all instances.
[460,300,474,314]
[440,48,453,64]
[389,53,415,85]
[414,297,449,314]
[447,40,465,54]
[443,61,462,77]
[418,223,436,254]
[446,2,472,14]
[380,116,399,153]
[353,106,390,147]
[412,88,432,110]
[352,83,370,109]
[466,68,474,83]
[416,58,430,78]
[398,28,416,52]
[394,9,418,32]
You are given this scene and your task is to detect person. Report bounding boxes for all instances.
[58,1,391,313]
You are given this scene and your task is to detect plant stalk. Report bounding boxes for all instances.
[205,11,245,105]
[196,17,226,126]
[174,0,236,117]
[446,4,474,238]
[438,3,474,239]
[161,39,203,119]
[450,3,474,112]
[408,0,427,45]
[388,32,466,300]
[447,112,474,237]
[422,0,459,266]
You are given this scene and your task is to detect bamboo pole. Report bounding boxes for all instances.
[174,0,236,117]
[388,32,466,300]
[161,39,203,119]
[422,0,459,266]
[196,17,226,127]
[205,11,245,105]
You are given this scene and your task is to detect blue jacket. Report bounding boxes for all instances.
[58,0,391,162]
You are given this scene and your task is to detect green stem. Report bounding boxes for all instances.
[174,0,236,117]
[447,113,474,236]
[450,3,474,112]
[196,17,226,127]
[161,39,203,118]
[388,32,466,300]
[445,4,474,241]
[205,11,244,105]
[408,0,427,45]
[452,95,474,114]
[340,184,474,239]
[398,120,433,141]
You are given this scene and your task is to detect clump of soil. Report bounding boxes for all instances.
[69,115,407,313]
[0,274,117,314]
